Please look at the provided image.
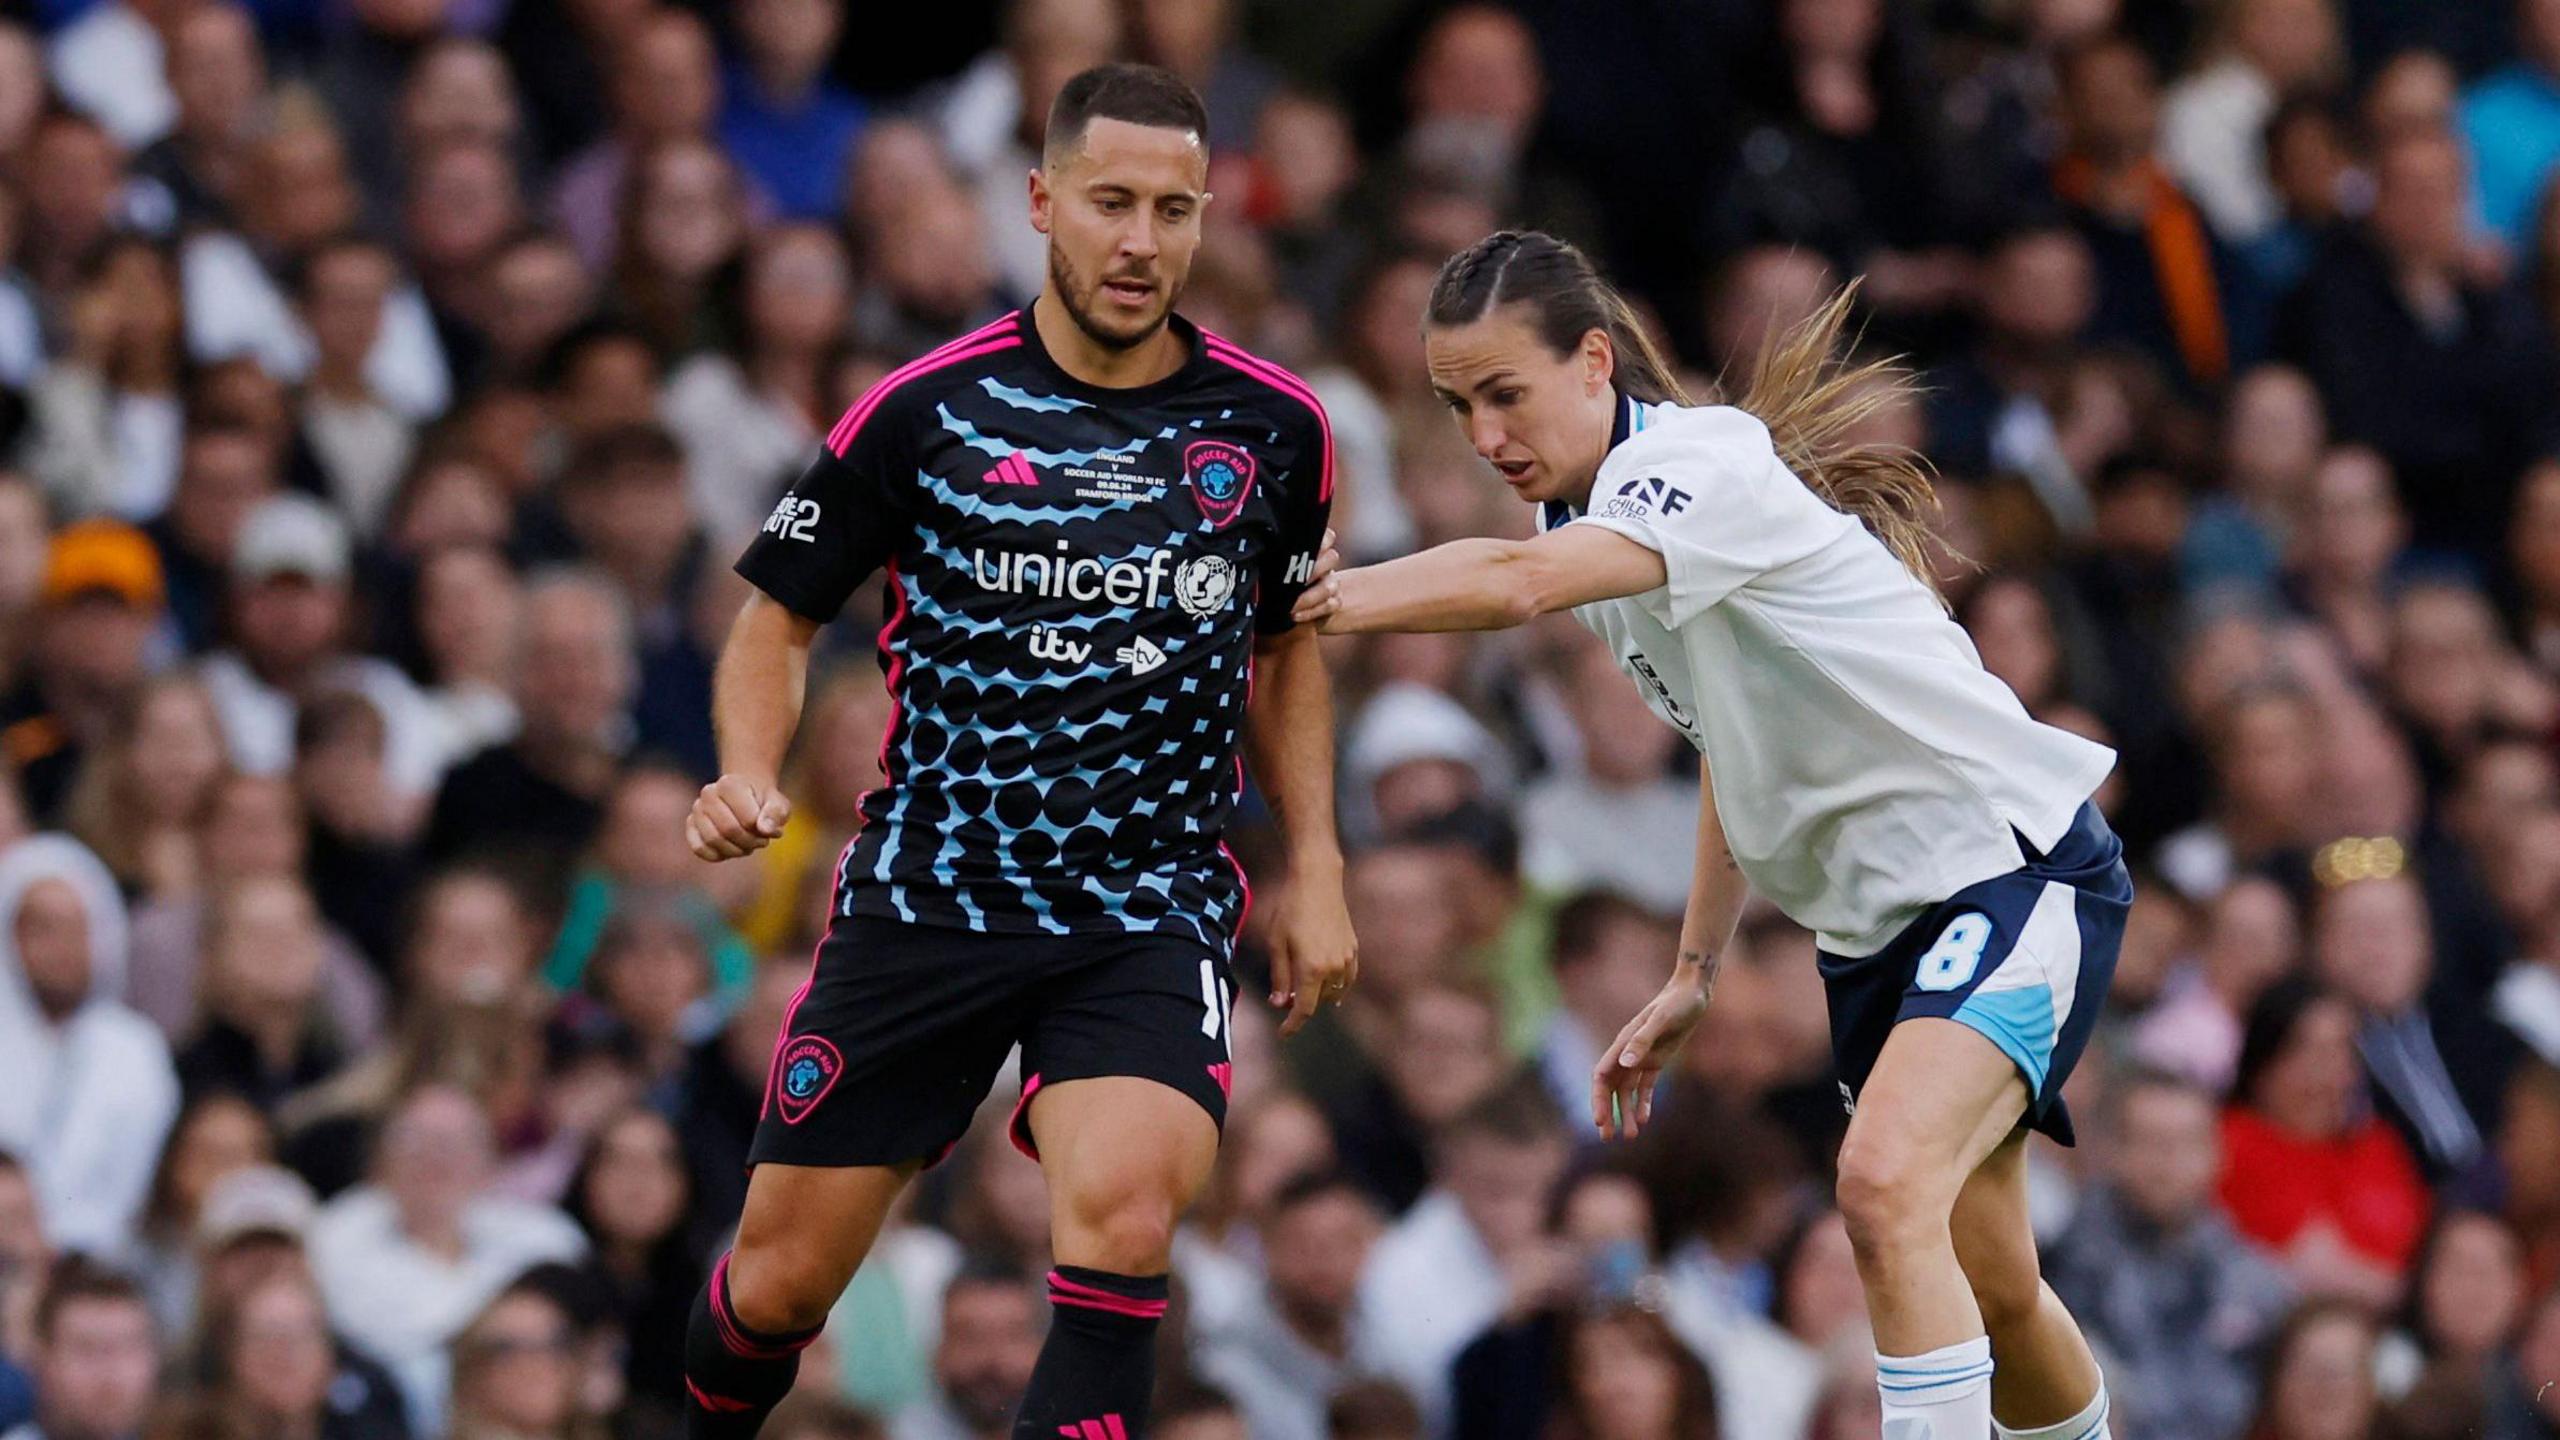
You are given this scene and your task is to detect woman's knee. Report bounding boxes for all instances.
[1835,1130,1960,1259]
[1968,1266,2048,1336]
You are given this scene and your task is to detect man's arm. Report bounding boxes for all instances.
[1303,525,1669,634]
[1244,624,1357,1036]
[687,592,821,861]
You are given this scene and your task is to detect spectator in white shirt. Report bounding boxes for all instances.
[46,0,178,151]
[936,0,1122,304]
[1535,892,1680,1128]
[891,1263,1044,1440]
[25,236,186,524]
[293,238,417,542]
[0,834,180,1259]
[182,115,450,423]
[1195,1172,1385,1440]
[2160,0,2344,243]
[1518,635,1697,913]
[307,1084,587,1437]
[198,495,447,803]
[1354,1093,1569,1432]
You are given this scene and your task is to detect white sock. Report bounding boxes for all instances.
[1993,1382,2111,1440]
[1877,1335,1994,1438]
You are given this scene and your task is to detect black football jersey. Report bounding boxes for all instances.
[735,306,1333,949]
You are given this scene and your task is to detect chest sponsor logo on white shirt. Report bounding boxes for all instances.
[762,495,820,542]
[1598,476,1693,521]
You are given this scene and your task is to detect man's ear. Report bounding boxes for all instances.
[1028,167,1052,236]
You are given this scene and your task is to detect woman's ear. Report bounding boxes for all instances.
[1585,329,1614,396]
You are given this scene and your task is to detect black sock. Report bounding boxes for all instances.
[1010,1267,1171,1440]
[683,1252,824,1440]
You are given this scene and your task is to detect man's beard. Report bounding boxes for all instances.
[1048,244,1180,352]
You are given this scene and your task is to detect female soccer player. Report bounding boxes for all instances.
[1295,231,2129,1440]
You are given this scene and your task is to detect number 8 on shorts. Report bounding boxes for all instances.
[1915,912,1993,992]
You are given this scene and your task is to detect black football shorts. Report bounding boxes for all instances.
[748,913,1239,1171]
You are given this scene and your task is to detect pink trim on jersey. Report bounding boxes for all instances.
[1219,836,1253,953]
[875,559,911,780]
[824,314,1022,456]
[1201,334,1335,503]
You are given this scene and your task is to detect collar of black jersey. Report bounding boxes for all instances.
[1015,297,1216,404]
[1544,390,1644,531]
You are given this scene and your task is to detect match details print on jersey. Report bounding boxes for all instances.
[735,310,1332,950]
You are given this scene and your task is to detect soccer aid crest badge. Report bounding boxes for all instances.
[774,1035,843,1124]
[1183,440,1256,529]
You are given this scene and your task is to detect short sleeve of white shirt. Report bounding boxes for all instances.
[1564,406,1853,627]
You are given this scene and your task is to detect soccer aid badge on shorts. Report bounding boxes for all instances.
[1183,440,1256,529]
[775,1036,843,1124]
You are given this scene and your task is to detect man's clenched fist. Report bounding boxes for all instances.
[687,774,791,861]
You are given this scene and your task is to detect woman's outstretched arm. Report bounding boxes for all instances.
[1296,524,1668,634]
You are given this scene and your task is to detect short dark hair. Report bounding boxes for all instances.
[1390,799,1521,875]
[287,233,394,301]
[1550,890,1669,973]
[566,422,686,486]
[2103,1061,2216,1134]
[763,1393,886,1440]
[1326,1380,1422,1440]
[1268,1168,1381,1222]
[1044,63,1208,165]
[34,1255,151,1344]
[945,1253,1039,1304]
[1437,1074,1565,1156]
[538,317,659,393]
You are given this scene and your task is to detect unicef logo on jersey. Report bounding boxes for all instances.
[1183,440,1257,529]
[773,1036,843,1125]
[1174,554,1239,617]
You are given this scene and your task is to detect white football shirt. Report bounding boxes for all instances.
[1543,397,2117,956]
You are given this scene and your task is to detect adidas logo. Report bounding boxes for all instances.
[1116,637,1166,675]
[981,453,1039,487]
[1059,1419,1129,1440]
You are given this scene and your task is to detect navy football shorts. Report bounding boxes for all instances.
[1816,802,2131,1146]
[749,913,1238,1171]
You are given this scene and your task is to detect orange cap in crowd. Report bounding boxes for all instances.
[40,519,167,610]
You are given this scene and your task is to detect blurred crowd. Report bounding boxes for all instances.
[4,0,2560,1439]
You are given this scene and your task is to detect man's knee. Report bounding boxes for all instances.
[1054,1176,1181,1273]
[724,1238,847,1334]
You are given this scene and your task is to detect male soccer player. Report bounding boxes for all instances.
[677,64,1356,1440]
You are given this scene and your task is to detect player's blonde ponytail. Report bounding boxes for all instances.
[1734,281,1947,595]
[1428,231,1947,595]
